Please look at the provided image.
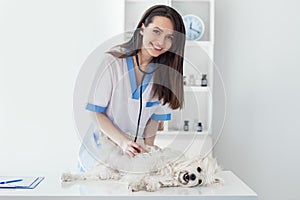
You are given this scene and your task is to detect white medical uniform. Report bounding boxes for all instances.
[78,53,172,172]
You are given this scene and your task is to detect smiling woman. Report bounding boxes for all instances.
[78,5,186,172]
[140,17,175,58]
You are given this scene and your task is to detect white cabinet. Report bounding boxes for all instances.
[167,0,214,135]
[124,0,215,157]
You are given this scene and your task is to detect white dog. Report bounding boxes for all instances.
[61,145,222,192]
[127,153,222,192]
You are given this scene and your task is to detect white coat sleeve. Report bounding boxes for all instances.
[150,103,172,121]
[86,54,114,113]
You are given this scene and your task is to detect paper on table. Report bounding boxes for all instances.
[0,176,44,189]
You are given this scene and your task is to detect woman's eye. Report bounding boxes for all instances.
[166,35,174,41]
[153,29,160,35]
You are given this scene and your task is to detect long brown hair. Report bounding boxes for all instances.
[109,5,186,109]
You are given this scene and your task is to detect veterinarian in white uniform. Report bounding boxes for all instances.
[78,5,186,172]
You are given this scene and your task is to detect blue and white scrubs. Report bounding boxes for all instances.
[78,53,172,172]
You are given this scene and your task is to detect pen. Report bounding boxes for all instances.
[0,179,23,184]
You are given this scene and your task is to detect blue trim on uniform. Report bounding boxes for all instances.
[86,103,107,113]
[77,161,86,172]
[125,56,155,100]
[93,132,100,147]
[146,101,160,107]
[151,113,171,121]
[126,56,136,98]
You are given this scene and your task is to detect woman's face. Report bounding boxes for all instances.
[141,16,174,58]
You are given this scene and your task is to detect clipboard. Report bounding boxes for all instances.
[0,176,44,189]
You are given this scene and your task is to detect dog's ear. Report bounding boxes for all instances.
[214,178,220,183]
[201,156,221,172]
[200,156,209,167]
[214,177,224,184]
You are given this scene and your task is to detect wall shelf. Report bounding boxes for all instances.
[157,130,209,135]
[184,86,210,92]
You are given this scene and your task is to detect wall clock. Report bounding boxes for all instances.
[183,14,205,41]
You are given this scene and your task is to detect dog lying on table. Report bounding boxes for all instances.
[61,144,222,192]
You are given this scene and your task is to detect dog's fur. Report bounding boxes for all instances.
[61,146,222,192]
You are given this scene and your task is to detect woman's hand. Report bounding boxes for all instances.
[121,139,148,157]
[151,144,161,151]
[144,144,161,152]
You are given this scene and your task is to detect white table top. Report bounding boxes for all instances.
[0,171,257,200]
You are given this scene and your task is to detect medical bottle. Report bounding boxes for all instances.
[195,75,202,86]
[183,120,189,131]
[196,122,203,132]
[189,75,195,86]
[183,76,187,85]
[201,74,207,87]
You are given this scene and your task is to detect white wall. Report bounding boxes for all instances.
[2,0,300,199]
[214,0,300,199]
[0,0,123,174]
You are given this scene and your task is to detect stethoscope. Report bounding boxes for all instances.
[133,50,159,143]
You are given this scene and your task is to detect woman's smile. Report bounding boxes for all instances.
[151,42,164,51]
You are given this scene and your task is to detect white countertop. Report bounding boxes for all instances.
[0,171,257,200]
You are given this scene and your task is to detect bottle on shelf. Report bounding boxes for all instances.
[188,75,195,86]
[196,122,203,132]
[183,120,189,131]
[201,74,208,87]
[193,119,198,131]
[183,75,187,86]
[195,75,202,86]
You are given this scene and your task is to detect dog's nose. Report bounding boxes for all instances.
[190,174,196,181]
[198,179,202,185]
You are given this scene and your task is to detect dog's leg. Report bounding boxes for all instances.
[61,165,120,182]
[128,176,161,192]
[129,175,178,192]
[128,175,150,192]
[156,176,180,188]
[143,176,167,192]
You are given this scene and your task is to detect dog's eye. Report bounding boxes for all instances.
[197,167,202,173]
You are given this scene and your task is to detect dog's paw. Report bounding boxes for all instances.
[61,172,74,182]
[96,171,120,180]
[129,177,161,192]
[144,178,161,192]
[111,172,121,180]
[128,181,142,192]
